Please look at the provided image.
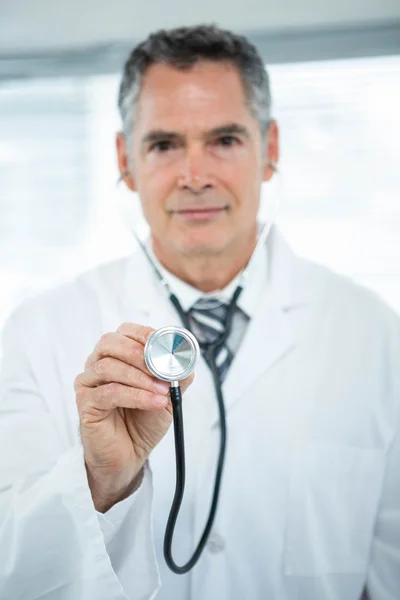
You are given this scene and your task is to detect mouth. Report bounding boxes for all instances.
[172,206,228,222]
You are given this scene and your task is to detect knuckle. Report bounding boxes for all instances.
[84,355,93,371]
[97,332,114,355]
[75,387,87,411]
[101,382,119,406]
[73,373,83,392]
[79,411,94,427]
[134,387,148,406]
[117,322,154,343]
[116,322,132,334]
[136,368,150,388]
[92,357,112,376]
[103,381,117,397]
[130,343,142,359]
[141,389,153,405]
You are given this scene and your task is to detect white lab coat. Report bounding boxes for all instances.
[0,228,399,600]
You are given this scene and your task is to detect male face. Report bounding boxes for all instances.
[117,60,278,258]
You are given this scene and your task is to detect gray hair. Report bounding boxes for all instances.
[118,24,271,139]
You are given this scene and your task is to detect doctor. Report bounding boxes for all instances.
[0,24,399,600]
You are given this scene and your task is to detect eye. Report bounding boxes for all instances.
[216,135,240,147]
[150,140,175,152]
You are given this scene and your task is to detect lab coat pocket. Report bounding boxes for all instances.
[284,441,385,576]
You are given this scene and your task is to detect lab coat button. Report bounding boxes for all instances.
[207,532,225,554]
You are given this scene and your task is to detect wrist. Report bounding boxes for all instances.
[86,462,145,513]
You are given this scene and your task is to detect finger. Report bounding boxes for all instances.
[116,323,154,345]
[77,382,169,417]
[85,332,148,373]
[78,357,170,396]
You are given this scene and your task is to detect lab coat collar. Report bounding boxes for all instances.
[123,226,309,315]
[143,224,268,318]
[266,225,312,309]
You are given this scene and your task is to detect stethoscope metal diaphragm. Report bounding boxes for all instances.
[144,326,199,382]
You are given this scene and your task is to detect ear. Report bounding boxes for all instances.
[116,132,137,191]
[262,120,279,182]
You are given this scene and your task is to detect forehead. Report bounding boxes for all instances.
[135,61,255,134]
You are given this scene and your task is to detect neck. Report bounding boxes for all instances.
[152,229,257,293]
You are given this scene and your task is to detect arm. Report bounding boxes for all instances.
[0,306,160,600]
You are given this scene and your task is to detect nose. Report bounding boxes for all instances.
[177,145,214,193]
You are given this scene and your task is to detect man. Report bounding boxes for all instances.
[0,24,399,600]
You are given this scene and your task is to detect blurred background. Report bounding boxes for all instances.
[0,0,399,329]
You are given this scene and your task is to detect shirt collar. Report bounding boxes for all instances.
[145,233,267,318]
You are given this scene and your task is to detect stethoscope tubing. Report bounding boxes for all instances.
[163,286,243,574]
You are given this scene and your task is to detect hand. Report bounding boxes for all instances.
[74,323,194,512]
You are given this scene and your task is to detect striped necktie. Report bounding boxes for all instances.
[187,298,234,382]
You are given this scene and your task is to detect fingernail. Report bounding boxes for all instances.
[154,381,170,395]
[153,394,168,405]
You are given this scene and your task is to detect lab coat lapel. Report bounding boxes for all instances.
[222,291,295,414]
[221,229,310,418]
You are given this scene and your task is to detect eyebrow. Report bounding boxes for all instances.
[141,130,184,146]
[141,123,251,147]
[207,123,250,139]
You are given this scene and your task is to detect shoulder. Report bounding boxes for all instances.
[3,256,132,338]
[305,257,398,331]
[270,228,400,368]
[271,226,400,331]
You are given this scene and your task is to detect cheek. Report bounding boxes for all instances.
[216,145,262,182]
[135,163,176,219]
[221,161,261,203]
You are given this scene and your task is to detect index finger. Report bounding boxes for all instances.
[116,322,155,345]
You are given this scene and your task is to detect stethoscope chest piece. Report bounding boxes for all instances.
[144,326,199,382]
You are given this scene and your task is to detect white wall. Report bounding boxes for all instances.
[0,0,399,54]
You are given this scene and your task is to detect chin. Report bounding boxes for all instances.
[176,233,229,256]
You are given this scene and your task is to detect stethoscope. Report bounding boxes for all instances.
[117,166,278,575]
[139,224,270,575]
